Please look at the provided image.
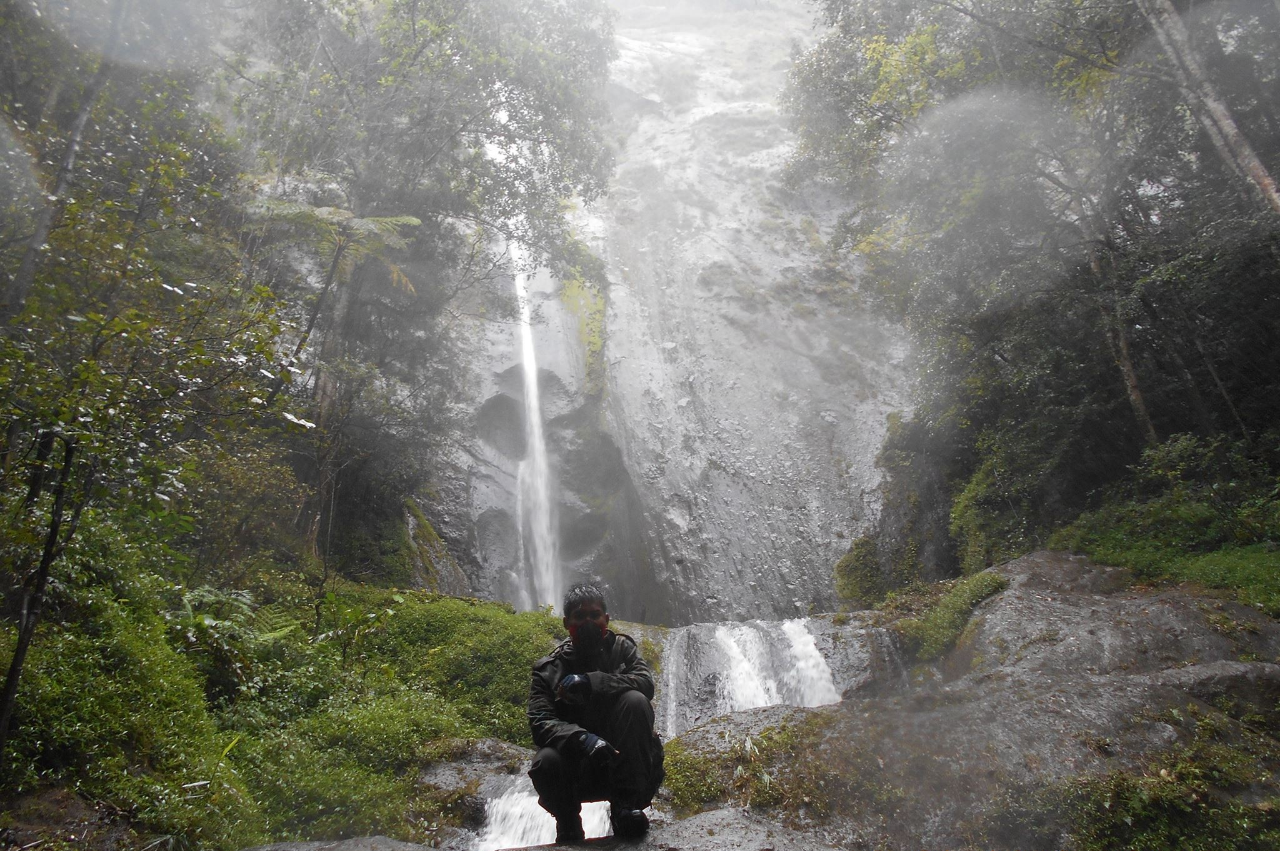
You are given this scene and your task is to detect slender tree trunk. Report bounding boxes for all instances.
[1168,347,1215,434]
[264,236,348,406]
[1104,310,1160,446]
[1135,0,1280,214]
[0,440,77,766]
[1192,336,1251,442]
[4,1,128,319]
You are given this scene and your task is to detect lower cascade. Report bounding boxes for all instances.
[661,618,840,739]
[471,617,840,848]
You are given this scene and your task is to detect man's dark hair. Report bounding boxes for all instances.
[563,583,607,617]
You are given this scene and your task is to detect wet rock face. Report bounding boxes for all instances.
[578,0,908,622]
[666,552,1280,850]
[437,0,906,623]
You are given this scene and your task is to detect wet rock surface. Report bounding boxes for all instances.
[583,0,907,622]
[663,552,1280,849]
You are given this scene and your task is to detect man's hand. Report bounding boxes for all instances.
[579,733,618,770]
[557,673,591,705]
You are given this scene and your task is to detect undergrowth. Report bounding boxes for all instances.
[1051,433,1280,615]
[1,557,563,849]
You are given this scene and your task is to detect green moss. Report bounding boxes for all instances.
[405,499,462,592]
[663,739,728,814]
[892,570,1008,661]
[640,634,663,675]
[559,270,607,397]
[834,535,885,606]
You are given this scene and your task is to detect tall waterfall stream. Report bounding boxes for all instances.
[512,247,561,612]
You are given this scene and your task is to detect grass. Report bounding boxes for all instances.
[1051,502,1280,615]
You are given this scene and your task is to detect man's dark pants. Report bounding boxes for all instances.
[529,690,663,817]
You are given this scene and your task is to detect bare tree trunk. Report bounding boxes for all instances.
[1105,311,1160,446]
[1135,0,1280,214]
[1192,336,1251,442]
[264,236,348,407]
[0,440,77,766]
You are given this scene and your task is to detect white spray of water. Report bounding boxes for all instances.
[474,775,611,851]
[779,618,841,706]
[659,619,838,734]
[714,623,782,711]
[512,245,561,610]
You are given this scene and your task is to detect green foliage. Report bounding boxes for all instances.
[1051,433,1280,613]
[365,595,564,744]
[1,596,266,850]
[662,739,728,814]
[892,571,1008,662]
[785,0,1280,587]
[0,0,614,846]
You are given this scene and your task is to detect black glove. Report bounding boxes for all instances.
[579,732,617,769]
[557,673,591,705]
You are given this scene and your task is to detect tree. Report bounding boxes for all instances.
[0,64,283,762]
[785,0,1280,580]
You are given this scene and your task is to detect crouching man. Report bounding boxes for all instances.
[528,583,664,843]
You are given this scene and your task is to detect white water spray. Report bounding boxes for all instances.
[474,776,610,851]
[715,623,781,710]
[512,245,561,610]
[780,618,841,705]
[661,618,840,735]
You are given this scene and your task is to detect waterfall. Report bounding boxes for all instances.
[659,618,840,736]
[474,775,610,851]
[715,624,781,710]
[513,246,561,610]
[661,627,690,739]
[780,619,842,705]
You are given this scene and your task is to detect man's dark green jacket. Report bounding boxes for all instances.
[528,631,655,750]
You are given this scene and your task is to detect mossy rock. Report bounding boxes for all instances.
[833,536,886,607]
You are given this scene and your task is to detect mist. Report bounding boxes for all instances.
[2,0,1278,849]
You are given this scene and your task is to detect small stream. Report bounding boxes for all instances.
[475,775,611,850]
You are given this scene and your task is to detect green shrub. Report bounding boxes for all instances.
[834,536,886,606]
[893,571,1008,661]
[294,690,477,773]
[232,732,420,841]
[1,602,267,850]
[366,595,563,743]
[1051,434,1280,612]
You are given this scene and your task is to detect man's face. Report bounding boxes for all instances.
[564,601,609,648]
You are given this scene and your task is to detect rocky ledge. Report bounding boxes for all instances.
[248,551,1280,851]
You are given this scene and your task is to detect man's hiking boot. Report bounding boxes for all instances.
[554,812,585,844]
[609,807,649,839]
